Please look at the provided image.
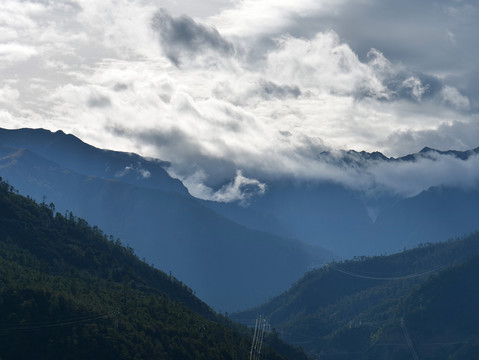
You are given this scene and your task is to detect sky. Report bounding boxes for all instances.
[1,0,479,201]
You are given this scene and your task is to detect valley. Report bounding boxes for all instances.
[1,127,479,359]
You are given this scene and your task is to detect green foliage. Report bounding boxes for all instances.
[0,178,299,360]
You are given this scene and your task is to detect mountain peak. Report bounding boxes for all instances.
[419,146,435,153]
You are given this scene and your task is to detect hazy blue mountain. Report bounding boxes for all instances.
[0,127,188,194]
[203,148,479,258]
[203,180,379,257]
[370,185,479,251]
[233,233,479,359]
[0,135,332,312]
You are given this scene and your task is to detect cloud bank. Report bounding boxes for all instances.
[1,0,479,201]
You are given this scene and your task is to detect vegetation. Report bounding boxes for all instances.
[235,232,479,359]
[0,177,308,360]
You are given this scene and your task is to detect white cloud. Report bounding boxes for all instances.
[265,32,387,98]
[210,0,347,38]
[183,170,266,203]
[0,85,19,103]
[402,77,428,101]
[115,164,151,179]
[0,43,37,66]
[75,0,159,58]
[441,86,470,110]
[367,152,479,197]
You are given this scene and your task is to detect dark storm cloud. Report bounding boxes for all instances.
[109,123,190,150]
[151,9,234,66]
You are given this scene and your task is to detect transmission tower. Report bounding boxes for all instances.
[250,315,267,360]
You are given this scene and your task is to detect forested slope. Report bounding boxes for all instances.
[0,178,308,360]
[234,233,479,359]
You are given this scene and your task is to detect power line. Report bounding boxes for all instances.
[0,312,114,333]
[326,263,446,281]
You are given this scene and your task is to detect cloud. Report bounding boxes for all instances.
[210,0,479,108]
[88,94,111,108]
[210,0,347,38]
[151,9,234,66]
[441,86,470,110]
[1,0,479,204]
[0,85,20,103]
[401,77,428,102]
[115,164,151,179]
[113,83,128,92]
[183,170,266,204]
[18,27,478,201]
[382,117,479,156]
[265,32,388,99]
[366,151,479,197]
[258,80,301,100]
[75,0,158,58]
[0,43,37,66]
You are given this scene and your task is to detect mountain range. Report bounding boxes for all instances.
[1,127,479,359]
[2,127,479,312]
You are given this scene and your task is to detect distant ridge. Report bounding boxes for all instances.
[0,127,188,194]
[314,145,479,165]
